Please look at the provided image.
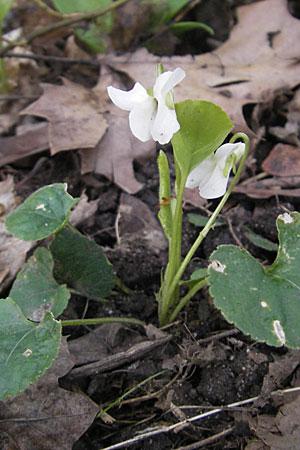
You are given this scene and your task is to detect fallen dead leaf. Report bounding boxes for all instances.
[262,143,300,176]
[234,174,300,198]
[79,113,155,194]
[69,192,99,227]
[0,123,49,166]
[21,77,108,154]
[116,193,167,254]
[250,393,300,450]
[0,338,99,450]
[0,176,34,292]
[254,349,300,409]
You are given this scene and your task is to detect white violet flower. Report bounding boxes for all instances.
[185,142,245,199]
[107,67,186,145]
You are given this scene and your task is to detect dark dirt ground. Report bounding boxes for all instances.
[2,1,300,449]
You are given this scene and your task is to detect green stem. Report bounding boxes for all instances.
[168,278,208,323]
[161,133,250,325]
[61,317,145,327]
[159,175,186,324]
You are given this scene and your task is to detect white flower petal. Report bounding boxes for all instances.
[150,101,180,144]
[185,142,246,199]
[199,164,230,199]
[153,68,186,99]
[107,83,149,111]
[185,155,216,189]
[233,142,245,161]
[215,142,244,169]
[129,97,156,142]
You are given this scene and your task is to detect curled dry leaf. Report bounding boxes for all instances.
[0,338,99,450]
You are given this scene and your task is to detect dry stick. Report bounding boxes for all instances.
[175,426,235,450]
[0,0,129,57]
[100,387,300,450]
[4,52,102,66]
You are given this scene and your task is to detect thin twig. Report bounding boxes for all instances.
[175,426,235,450]
[196,328,240,344]
[4,52,101,66]
[225,216,244,248]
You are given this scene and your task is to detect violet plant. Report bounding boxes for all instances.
[108,64,300,349]
[107,65,249,325]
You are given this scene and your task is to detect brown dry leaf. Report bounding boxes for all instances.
[69,192,99,227]
[20,78,108,154]
[254,350,300,408]
[0,176,34,292]
[0,338,99,450]
[250,393,300,450]
[0,123,49,166]
[234,175,300,198]
[116,193,167,254]
[106,0,300,131]
[79,114,155,194]
[262,143,300,176]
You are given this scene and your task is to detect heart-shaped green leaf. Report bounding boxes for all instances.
[208,212,300,348]
[9,247,70,321]
[50,227,115,299]
[5,183,80,241]
[0,298,61,400]
[172,100,233,178]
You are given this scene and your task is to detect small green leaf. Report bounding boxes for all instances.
[152,0,190,24]
[190,268,208,280]
[0,0,14,23]
[9,247,70,320]
[52,0,113,53]
[75,24,109,53]
[181,268,207,288]
[188,213,226,228]
[172,100,233,178]
[170,21,214,36]
[0,298,61,400]
[158,150,173,239]
[51,0,112,14]
[208,212,300,348]
[243,226,278,251]
[50,227,115,299]
[5,183,80,241]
